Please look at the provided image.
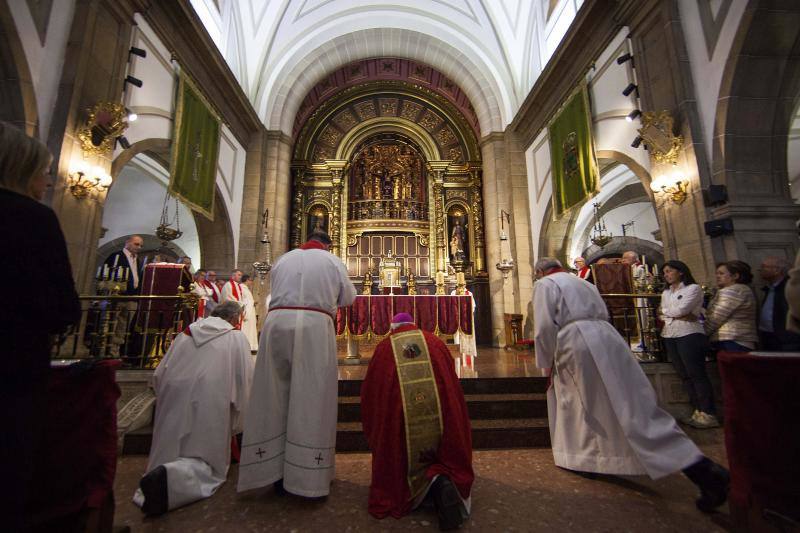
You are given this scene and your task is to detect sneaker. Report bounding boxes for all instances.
[689,411,720,429]
[679,410,699,425]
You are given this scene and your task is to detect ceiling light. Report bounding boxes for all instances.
[124,75,143,88]
[622,83,638,97]
[631,136,643,148]
[616,53,633,65]
[626,109,642,122]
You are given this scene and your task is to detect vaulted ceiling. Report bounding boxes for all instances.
[189,0,584,136]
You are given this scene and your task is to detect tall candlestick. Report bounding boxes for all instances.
[112,254,119,268]
[102,264,109,280]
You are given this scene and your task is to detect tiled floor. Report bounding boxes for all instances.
[113,427,731,532]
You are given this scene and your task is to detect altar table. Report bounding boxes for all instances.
[336,295,474,338]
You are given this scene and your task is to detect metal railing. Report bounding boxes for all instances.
[50,295,198,369]
[600,292,665,362]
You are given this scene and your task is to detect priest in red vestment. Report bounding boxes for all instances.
[361,313,473,531]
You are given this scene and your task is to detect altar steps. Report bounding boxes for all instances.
[335,376,550,451]
[122,376,550,455]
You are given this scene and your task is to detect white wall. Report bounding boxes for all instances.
[7,0,76,140]
[677,0,748,163]
[113,14,247,262]
[100,154,201,264]
[526,28,653,262]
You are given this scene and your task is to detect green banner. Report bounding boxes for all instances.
[169,72,220,220]
[548,85,599,218]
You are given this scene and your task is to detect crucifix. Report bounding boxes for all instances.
[191,130,203,182]
[314,453,324,465]
[255,448,265,459]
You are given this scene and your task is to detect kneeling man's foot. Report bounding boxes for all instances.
[683,457,730,513]
[140,465,168,517]
[431,476,465,531]
[273,478,287,496]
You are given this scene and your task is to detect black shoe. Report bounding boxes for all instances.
[683,458,730,513]
[273,478,287,496]
[431,476,465,531]
[139,465,169,517]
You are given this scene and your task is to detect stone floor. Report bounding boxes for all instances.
[113,428,732,532]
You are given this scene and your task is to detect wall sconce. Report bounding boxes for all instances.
[650,167,688,205]
[67,161,112,199]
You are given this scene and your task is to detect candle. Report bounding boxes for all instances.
[102,264,109,280]
[96,265,102,279]
[653,264,659,277]
[642,255,647,267]
[112,254,119,268]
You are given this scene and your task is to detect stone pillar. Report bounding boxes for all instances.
[46,0,136,294]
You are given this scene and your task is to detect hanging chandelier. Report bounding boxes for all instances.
[590,202,612,248]
[156,191,183,246]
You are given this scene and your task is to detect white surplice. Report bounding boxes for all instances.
[133,317,254,511]
[237,248,356,497]
[533,272,702,479]
[240,283,259,351]
[450,289,477,357]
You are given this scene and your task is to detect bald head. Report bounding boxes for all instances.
[621,251,638,265]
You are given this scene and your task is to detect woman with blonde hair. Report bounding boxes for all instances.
[0,121,80,530]
[705,260,758,352]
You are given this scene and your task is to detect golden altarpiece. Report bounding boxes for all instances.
[290,82,487,306]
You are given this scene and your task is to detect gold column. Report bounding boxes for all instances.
[290,167,305,249]
[428,161,450,273]
[470,168,486,273]
[326,160,348,258]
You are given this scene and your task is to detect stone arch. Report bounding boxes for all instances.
[258,28,509,136]
[582,237,664,266]
[711,1,800,262]
[109,138,235,272]
[0,7,37,135]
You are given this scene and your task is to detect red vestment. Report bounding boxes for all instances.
[360,324,474,519]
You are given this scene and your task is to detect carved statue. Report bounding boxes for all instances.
[407,272,417,295]
[362,269,373,295]
[450,219,466,260]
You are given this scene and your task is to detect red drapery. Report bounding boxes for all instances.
[335,295,470,337]
[28,359,121,526]
[717,351,800,527]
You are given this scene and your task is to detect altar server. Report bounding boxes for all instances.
[532,257,729,513]
[134,301,254,515]
[237,231,356,498]
[362,313,474,530]
[239,274,259,352]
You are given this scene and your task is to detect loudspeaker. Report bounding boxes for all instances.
[704,217,734,237]
[703,184,728,206]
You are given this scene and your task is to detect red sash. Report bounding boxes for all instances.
[269,305,335,323]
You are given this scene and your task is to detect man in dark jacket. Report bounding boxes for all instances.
[758,256,800,351]
[103,235,144,295]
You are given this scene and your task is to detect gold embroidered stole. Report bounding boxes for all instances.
[390,329,444,498]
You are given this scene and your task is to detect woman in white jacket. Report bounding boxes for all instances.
[660,260,718,429]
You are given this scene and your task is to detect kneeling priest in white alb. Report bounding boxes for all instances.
[133,301,254,515]
[532,258,729,513]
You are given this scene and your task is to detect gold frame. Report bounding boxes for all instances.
[638,111,683,165]
[76,102,129,156]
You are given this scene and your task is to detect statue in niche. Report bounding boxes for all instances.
[448,211,468,262]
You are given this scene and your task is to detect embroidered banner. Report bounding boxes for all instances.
[548,84,599,218]
[169,71,220,220]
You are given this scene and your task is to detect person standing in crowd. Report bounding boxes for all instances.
[573,256,593,283]
[221,270,246,329]
[238,231,356,499]
[786,250,800,334]
[757,256,800,351]
[361,313,474,530]
[192,269,214,318]
[533,258,729,513]
[134,302,254,516]
[104,235,143,295]
[660,260,718,429]
[239,274,259,352]
[0,121,81,531]
[704,261,757,352]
